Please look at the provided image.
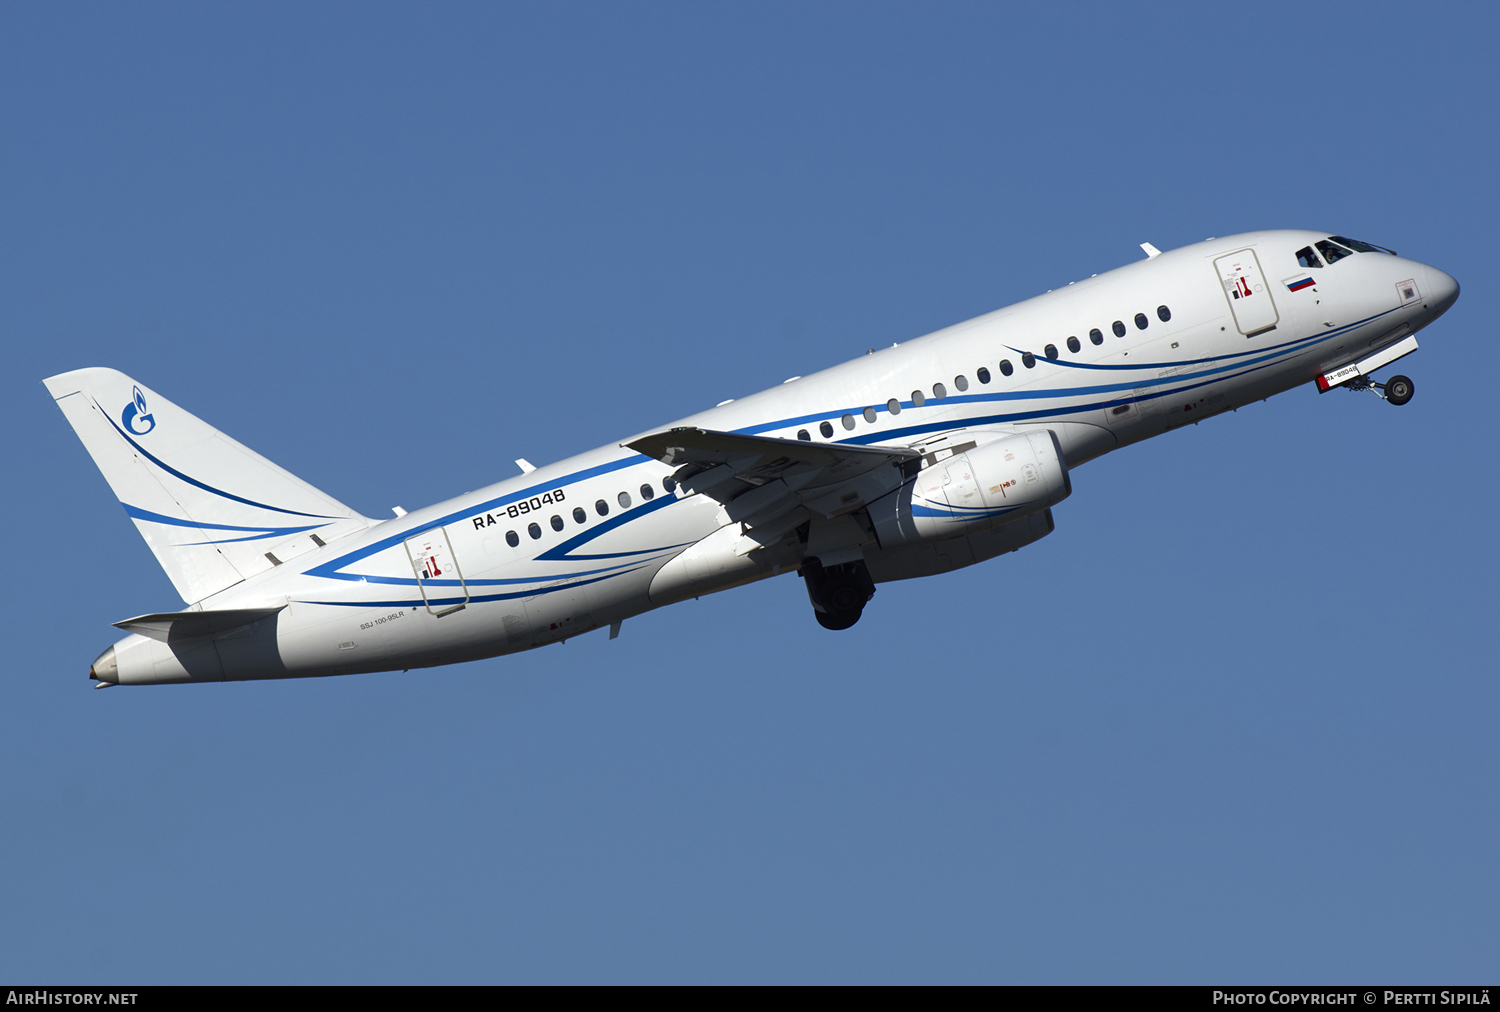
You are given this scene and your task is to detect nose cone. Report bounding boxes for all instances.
[1424,266,1460,318]
[90,645,118,684]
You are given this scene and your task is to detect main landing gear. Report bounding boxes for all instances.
[801,559,876,631]
[1348,373,1415,406]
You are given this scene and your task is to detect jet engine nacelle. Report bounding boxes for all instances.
[868,430,1070,548]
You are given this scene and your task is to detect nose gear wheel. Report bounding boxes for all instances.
[1346,373,1415,406]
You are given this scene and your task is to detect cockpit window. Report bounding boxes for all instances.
[1315,239,1354,264]
[1295,246,1323,269]
[1329,235,1397,255]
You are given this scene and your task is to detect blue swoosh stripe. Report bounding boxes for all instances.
[304,456,658,582]
[305,305,1406,584]
[734,305,1400,434]
[98,399,340,520]
[354,556,657,589]
[122,504,329,543]
[536,493,685,561]
[324,498,688,590]
[301,564,648,610]
[840,341,1316,445]
[911,503,1019,520]
[914,497,1020,513]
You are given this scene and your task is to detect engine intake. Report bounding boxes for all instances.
[869,430,1070,548]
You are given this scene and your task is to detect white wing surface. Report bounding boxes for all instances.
[626,427,920,560]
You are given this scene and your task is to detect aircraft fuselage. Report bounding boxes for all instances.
[71,229,1459,685]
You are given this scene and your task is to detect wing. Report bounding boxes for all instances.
[625,428,920,562]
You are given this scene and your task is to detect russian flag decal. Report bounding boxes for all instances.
[1286,276,1316,292]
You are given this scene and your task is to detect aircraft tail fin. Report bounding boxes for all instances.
[44,367,375,604]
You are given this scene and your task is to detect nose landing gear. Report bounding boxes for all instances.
[801,559,876,630]
[1315,334,1420,405]
[1347,373,1415,406]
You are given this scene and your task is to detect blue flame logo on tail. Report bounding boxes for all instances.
[122,386,155,435]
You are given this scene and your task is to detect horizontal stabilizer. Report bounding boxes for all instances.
[113,606,286,642]
[44,367,375,604]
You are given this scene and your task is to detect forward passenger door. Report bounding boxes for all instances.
[1215,249,1279,337]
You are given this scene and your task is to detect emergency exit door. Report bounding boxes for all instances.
[404,527,469,617]
[1215,249,1279,337]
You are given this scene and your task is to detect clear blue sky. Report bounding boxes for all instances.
[3,2,1496,984]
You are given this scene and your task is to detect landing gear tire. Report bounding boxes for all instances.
[802,559,876,632]
[1385,374,1414,406]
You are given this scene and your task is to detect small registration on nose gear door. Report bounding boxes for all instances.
[404,527,469,617]
[1215,248,1280,337]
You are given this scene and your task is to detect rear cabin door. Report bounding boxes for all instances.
[1215,249,1279,337]
[404,527,469,617]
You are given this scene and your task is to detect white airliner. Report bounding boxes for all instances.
[48,230,1458,687]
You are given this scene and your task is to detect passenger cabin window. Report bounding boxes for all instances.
[911,390,926,407]
[797,429,810,440]
[663,477,677,493]
[1134,313,1149,330]
[1112,320,1126,337]
[976,367,991,384]
[1296,246,1323,269]
[887,397,901,414]
[1021,352,1036,369]
[640,483,654,501]
[999,359,1014,376]
[1089,328,1103,345]
[841,413,856,430]
[551,514,564,532]
[618,491,633,508]
[1157,305,1171,322]
[595,499,609,516]
[933,383,947,399]
[1315,239,1354,264]
[820,420,834,437]
[528,522,542,540]
[506,530,519,547]
[573,507,587,524]
[954,375,968,391]
[1044,343,1058,359]
[862,406,877,423]
[1066,336,1081,353]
